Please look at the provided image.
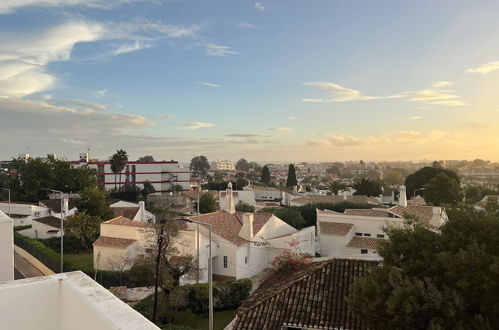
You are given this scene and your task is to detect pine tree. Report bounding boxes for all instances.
[286,164,297,187]
[261,165,271,184]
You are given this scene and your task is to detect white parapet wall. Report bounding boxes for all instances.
[0,271,160,330]
[0,210,14,281]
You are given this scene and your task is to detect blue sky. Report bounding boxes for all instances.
[1,0,499,162]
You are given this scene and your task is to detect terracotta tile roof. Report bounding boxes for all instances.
[346,236,380,249]
[39,199,77,213]
[103,216,154,228]
[319,221,353,236]
[188,211,274,245]
[93,236,136,248]
[33,216,62,229]
[344,209,390,217]
[233,259,376,330]
[111,207,140,220]
[388,205,436,225]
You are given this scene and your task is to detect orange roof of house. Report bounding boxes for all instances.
[93,236,137,248]
[346,236,380,249]
[319,222,353,236]
[103,216,154,228]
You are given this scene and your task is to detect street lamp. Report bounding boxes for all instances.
[413,187,427,198]
[0,188,10,217]
[44,188,64,273]
[152,217,213,330]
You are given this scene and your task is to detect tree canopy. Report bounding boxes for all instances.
[64,212,102,249]
[110,149,128,190]
[75,186,112,220]
[286,164,298,187]
[260,207,306,229]
[198,193,217,214]
[261,165,271,185]
[348,205,499,329]
[235,158,250,172]
[190,155,210,177]
[235,201,255,212]
[405,166,460,198]
[424,172,461,206]
[353,178,382,197]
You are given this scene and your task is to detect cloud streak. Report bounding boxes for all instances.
[203,43,237,56]
[176,121,214,130]
[0,0,153,14]
[197,81,221,88]
[466,61,499,74]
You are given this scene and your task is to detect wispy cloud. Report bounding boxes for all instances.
[96,88,107,97]
[176,121,214,130]
[0,0,153,14]
[197,81,221,88]
[303,81,466,106]
[466,61,499,74]
[50,99,108,112]
[287,116,298,120]
[110,40,153,56]
[254,2,265,11]
[269,127,291,132]
[433,81,453,88]
[160,114,175,119]
[203,43,237,57]
[226,133,269,138]
[409,116,422,120]
[237,22,260,29]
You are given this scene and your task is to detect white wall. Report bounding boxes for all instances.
[94,243,139,271]
[255,215,297,240]
[0,211,14,281]
[0,204,50,226]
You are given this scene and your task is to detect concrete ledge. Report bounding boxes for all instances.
[14,245,55,276]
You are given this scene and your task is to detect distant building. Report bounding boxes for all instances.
[219,183,256,210]
[289,194,381,207]
[71,159,190,193]
[211,160,235,171]
[0,271,159,330]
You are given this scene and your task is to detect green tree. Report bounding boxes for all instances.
[235,201,255,212]
[286,164,298,187]
[327,181,347,195]
[198,193,216,214]
[213,171,224,183]
[64,212,101,249]
[348,206,499,329]
[261,165,271,185]
[260,207,305,229]
[142,180,156,199]
[235,158,250,172]
[424,173,461,206]
[138,155,154,162]
[353,178,382,197]
[110,149,128,190]
[383,169,405,186]
[190,155,210,177]
[76,186,112,220]
[405,166,460,198]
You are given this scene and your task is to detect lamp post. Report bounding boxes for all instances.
[413,187,427,198]
[0,188,10,216]
[44,188,64,273]
[152,217,213,330]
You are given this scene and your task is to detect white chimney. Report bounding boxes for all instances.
[238,213,254,240]
[139,201,145,221]
[399,185,408,207]
[225,182,235,214]
[430,207,442,228]
[343,191,348,200]
[63,197,69,216]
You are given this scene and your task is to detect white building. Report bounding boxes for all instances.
[0,201,51,226]
[0,271,159,330]
[316,186,448,260]
[210,160,235,171]
[19,216,62,239]
[289,194,381,207]
[110,200,156,223]
[0,210,14,281]
[189,185,316,280]
[219,184,256,210]
[39,198,78,219]
[243,185,282,202]
[71,160,190,192]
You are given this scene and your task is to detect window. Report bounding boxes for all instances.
[244,256,248,264]
[361,249,368,254]
[363,233,371,237]
[377,234,385,238]
[223,256,228,268]
[355,232,362,236]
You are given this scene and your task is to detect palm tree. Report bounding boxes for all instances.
[327,181,347,196]
[110,149,128,191]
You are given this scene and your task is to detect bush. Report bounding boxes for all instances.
[187,283,210,314]
[216,278,252,310]
[40,236,88,253]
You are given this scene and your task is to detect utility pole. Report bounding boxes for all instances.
[152,225,164,323]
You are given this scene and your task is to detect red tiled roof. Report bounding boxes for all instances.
[346,236,380,249]
[188,211,274,245]
[292,195,381,205]
[344,209,389,217]
[319,221,353,236]
[93,236,136,248]
[103,216,154,228]
[111,207,139,220]
[388,205,436,225]
[233,259,376,330]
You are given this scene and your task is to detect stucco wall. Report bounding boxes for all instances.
[0,213,14,281]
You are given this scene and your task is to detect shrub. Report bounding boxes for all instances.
[14,225,32,231]
[40,236,88,253]
[216,279,252,310]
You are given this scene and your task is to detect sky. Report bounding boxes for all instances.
[1,0,499,163]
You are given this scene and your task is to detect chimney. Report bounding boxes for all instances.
[225,182,235,214]
[430,207,442,228]
[239,213,254,240]
[63,197,69,216]
[399,185,407,207]
[343,191,348,200]
[139,201,145,221]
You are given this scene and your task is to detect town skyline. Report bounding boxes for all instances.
[2,0,499,161]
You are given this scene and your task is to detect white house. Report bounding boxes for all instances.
[189,184,315,280]
[0,271,159,330]
[243,186,282,202]
[18,216,63,239]
[0,201,50,226]
[71,159,190,192]
[316,186,448,260]
[219,184,256,210]
[110,200,156,223]
[39,198,78,219]
[0,210,14,281]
